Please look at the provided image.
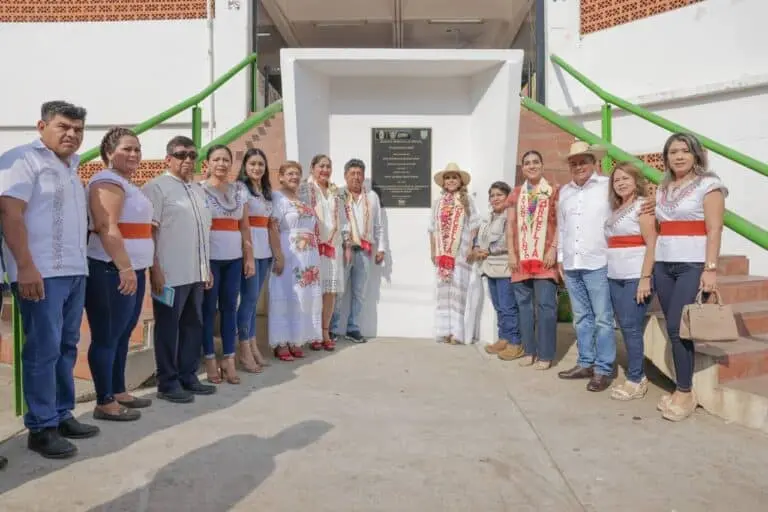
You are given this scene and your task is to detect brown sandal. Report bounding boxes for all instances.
[219,357,241,385]
[205,358,222,384]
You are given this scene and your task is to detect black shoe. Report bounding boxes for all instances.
[346,331,368,343]
[157,389,195,403]
[58,418,100,439]
[0,456,7,469]
[28,428,78,459]
[182,381,217,395]
[117,396,153,409]
[329,332,341,342]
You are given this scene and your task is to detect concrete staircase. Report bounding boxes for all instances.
[644,255,768,432]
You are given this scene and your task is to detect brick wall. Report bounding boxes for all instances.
[581,0,704,35]
[0,0,213,23]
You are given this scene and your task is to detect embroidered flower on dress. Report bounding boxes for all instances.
[294,265,320,287]
[290,232,317,251]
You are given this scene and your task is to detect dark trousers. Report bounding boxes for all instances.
[202,258,242,358]
[608,278,649,383]
[85,259,146,405]
[12,276,86,431]
[513,278,558,362]
[153,282,205,393]
[653,262,703,392]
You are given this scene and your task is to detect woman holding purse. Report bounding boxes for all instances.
[654,133,727,422]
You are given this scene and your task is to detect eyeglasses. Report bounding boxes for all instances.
[170,151,198,161]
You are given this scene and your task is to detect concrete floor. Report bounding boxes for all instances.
[0,329,767,511]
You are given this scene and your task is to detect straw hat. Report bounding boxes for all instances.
[434,162,471,187]
[565,141,606,162]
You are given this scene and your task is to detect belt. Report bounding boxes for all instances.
[248,215,269,228]
[607,235,645,248]
[211,218,239,231]
[659,220,706,236]
[117,223,152,239]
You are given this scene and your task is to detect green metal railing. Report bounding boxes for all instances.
[79,53,261,166]
[550,54,768,180]
[520,96,768,251]
[196,100,283,164]
[11,53,271,416]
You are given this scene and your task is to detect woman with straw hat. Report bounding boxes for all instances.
[428,162,480,344]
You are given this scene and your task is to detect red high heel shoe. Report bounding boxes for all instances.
[309,341,323,351]
[275,345,294,362]
[322,339,335,351]
[288,344,305,358]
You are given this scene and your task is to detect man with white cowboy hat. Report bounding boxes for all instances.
[555,140,618,391]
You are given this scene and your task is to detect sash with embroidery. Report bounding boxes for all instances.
[516,178,552,274]
[434,192,465,282]
[304,177,339,259]
[342,188,372,254]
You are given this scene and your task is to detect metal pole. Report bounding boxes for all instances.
[601,104,613,173]
[534,0,546,104]
[12,298,25,416]
[252,0,260,112]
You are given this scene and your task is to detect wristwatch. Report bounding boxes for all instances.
[704,262,717,272]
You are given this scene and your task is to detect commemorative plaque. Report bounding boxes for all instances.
[371,127,432,208]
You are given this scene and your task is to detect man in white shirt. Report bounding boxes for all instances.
[330,159,386,343]
[0,101,100,459]
[143,136,215,404]
[556,142,617,392]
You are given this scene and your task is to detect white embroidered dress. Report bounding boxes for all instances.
[428,192,480,344]
[300,178,346,294]
[267,191,322,347]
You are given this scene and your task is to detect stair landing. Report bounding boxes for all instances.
[644,255,768,432]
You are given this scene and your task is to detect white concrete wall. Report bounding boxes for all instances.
[0,0,252,161]
[546,0,768,275]
[281,49,523,341]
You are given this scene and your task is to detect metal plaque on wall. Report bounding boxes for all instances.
[371,127,432,208]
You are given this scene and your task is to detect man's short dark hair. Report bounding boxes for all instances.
[41,101,87,123]
[166,135,196,155]
[344,158,366,173]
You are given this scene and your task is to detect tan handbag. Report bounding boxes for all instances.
[679,290,739,342]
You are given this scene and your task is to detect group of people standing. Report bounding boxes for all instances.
[0,101,386,460]
[428,134,726,423]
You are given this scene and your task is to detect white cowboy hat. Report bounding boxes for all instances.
[565,141,607,162]
[434,162,471,187]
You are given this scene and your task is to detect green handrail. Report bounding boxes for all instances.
[196,100,283,164]
[520,96,768,251]
[79,53,260,165]
[550,54,768,179]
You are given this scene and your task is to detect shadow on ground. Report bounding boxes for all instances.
[86,420,333,512]
[0,339,350,497]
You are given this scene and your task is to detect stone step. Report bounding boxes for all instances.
[695,334,768,384]
[718,375,768,431]
[718,255,749,276]
[650,300,768,337]
[718,275,768,304]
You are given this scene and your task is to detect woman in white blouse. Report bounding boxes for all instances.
[86,127,154,421]
[299,154,349,351]
[604,163,657,401]
[236,148,274,371]
[200,145,255,384]
[654,133,726,421]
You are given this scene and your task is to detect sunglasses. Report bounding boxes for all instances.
[170,151,198,161]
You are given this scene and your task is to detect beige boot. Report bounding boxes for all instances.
[497,344,525,361]
[484,339,509,354]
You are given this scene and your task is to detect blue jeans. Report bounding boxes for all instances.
[653,262,703,392]
[608,278,649,383]
[513,278,558,361]
[330,248,371,334]
[237,257,272,341]
[12,275,86,431]
[84,259,147,405]
[564,266,616,376]
[486,277,521,344]
[202,258,243,358]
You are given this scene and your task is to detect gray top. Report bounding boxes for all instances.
[142,172,212,287]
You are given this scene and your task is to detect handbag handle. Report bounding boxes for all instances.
[695,288,723,305]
